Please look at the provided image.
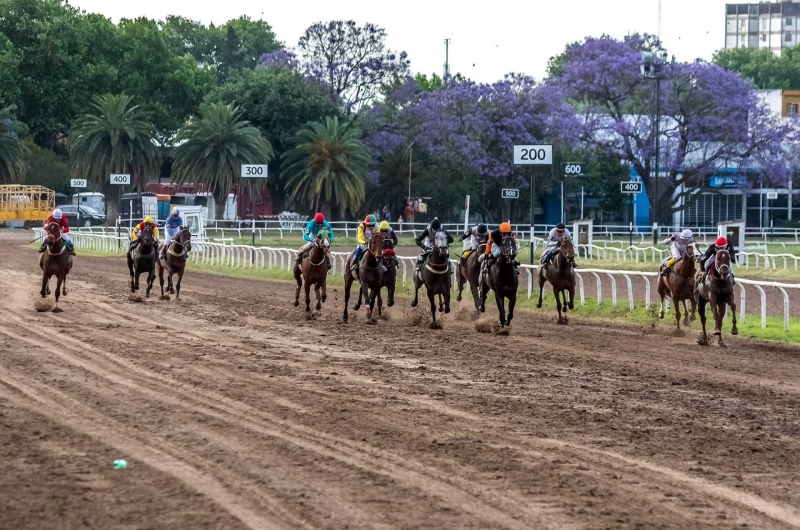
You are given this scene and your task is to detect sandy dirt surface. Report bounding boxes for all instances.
[2,230,800,529]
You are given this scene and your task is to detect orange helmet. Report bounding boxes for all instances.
[499,222,512,233]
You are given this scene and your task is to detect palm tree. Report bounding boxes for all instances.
[69,94,161,221]
[0,105,30,184]
[171,102,273,220]
[281,116,371,217]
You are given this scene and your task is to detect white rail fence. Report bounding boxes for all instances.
[35,229,800,332]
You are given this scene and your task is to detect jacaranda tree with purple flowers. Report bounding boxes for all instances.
[297,21,410,116]
[553,34,796,224]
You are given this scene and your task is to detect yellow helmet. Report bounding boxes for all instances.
[144,216,153,224]
[379,220,390,231]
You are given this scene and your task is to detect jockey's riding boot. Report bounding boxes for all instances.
[38,242,47,253]
[66,242,76,256]
[295,252,304,264]
[661,267,671,277]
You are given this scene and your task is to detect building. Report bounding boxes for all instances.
[726,1,800,55]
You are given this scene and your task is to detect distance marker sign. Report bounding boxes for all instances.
[620,181,643,193]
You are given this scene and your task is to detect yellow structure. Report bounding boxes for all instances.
[0,185,55,221]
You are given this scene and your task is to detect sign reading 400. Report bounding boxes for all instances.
[110,174,130,185]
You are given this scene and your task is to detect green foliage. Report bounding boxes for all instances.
[0,104,29,183]
[282,116,370,217]
[219,16,281,76]
[414,73,443,92]
[712,46,800,89]
[68,94,161,203]
[171,102,273,215]
[24,141,70,192]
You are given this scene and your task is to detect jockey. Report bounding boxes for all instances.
[296,212,334,267]
[458,223,489,265]
[479,222,518,274]
[542,223,575,269]
[700,236,737,283]
[378,220,399,266]
[130,216,159,254]
[161,207,185,260]
[660,228,696,277]
[351,214,385,273]
[414,217,453,271]
[39,208,75,256]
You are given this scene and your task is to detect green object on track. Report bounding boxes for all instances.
[113,459,128,469]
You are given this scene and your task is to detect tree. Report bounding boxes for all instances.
[297,21,410,115]
[0,104,29,183]
[171,102,273,220]
[282,116,370,217]
[206,65,341,208]
[68,94,161,221]
[553,35,796,224]
[24,141,71,193]
[220,17,281,74]
[713,46,800,90]
[161,15,217,66]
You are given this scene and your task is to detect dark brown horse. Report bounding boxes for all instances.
[127,224,157,298]
[457,243,485,313]
[411,231,452,322]
[39,221,73,310]
[657,242,698,335]
[343,231,384,324]
[536,238,576,324]
[157,227,191,300]
[294,228,330,311]
[480,235,518,327]
[357,239,398,317]
[696,248,738,347]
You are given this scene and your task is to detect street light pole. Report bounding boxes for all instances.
[654,75,661,233]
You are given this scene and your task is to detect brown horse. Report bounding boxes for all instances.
[411,231,452,322]
[356,239,397,317]
[480,235,518,327]
[39,221,73,310]
[127,224,157,298]
[657,243,698,335]
[536,238,576,324]
[696,249,738,347]
[294,228,330,312]
[343,231,384,324]
[157,227,191,300]
[457,243,485,313]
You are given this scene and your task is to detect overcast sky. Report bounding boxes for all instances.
[71,0,728,82]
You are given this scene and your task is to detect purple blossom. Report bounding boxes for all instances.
[258,49,298,70]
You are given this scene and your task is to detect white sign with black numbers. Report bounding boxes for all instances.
[501,188,520,199]
[241,164,268,178]
[767,191,778,200]
[563,162,584,177]
[513,145,552,165]
[110,174,130,185]
[70,179,87,188]
[620,181,643,193]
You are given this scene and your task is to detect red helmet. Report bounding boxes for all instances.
[314,212,324,223]
[383,248,396,257]
[715,236,728,247]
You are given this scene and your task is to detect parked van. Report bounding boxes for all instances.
[72,192,105,216]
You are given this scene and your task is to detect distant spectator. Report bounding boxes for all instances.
[382,205,391,221]
[397,215,404,231]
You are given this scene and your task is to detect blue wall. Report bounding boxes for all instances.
[629,167,651,226]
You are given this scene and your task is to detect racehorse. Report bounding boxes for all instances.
[157,227,191,301]
[696,248,738,347]
[480,235,518,328]
[536,238,576,324]
[357,236,397,318]
[411,231,451,322]
[39,221,73,310]
[294,228,330,312]
[457,242,485,313]
[343,231,384,324]
[127,224,157,298]
[657,242,698,335]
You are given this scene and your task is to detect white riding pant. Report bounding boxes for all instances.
[301,240,315,252]
[163,228,179,247]
[490,243,501,258]
[470,235,481,250]
[61,232,72,243]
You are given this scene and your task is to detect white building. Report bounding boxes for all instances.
[726,1,800,55]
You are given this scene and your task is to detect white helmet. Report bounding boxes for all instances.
[171,207,180,216]
[53,208,62,219]
[681,229,693,239]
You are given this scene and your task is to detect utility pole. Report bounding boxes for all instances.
[443,38,451,80]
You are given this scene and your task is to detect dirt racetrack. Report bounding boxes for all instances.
[3,230,800,530]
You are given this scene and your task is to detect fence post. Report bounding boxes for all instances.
[777,286,790,332]
[588,271,602,305]
[605,273,617,307]
[752,284,767,329]
[576,272,585,306]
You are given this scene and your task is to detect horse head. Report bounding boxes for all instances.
[433,231,449,257]
[715,249,732,279]
[559,238,575,260]
[316,228,331,251]
[45,221,62,246]
[177,227,192,252]
[368,230,384,258]
[140,224,154,245]
[501,235,517,261]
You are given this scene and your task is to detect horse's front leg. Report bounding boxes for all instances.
[682,300,690,326]
[443,287,451,314]
[53,275,63,310]
[363,283,374,325]
[411,275,420,308]
[537,277,545,309]
[494,292,506,327]
[168,270,175,295]
[674,298,683,336]
[697,297,709,346]
[728,296,738,336]
[304,280,312,312]
[567,284,575,310]
[343,275,352,322]
[554,286,565,324]
[321,278,328,304]
[175,271,183,300]
[715,301,727,348]
[427,288,437,322]
[506,292,516,327]
[314,283,322,311]
[158,263,167,299]
[145,268,156,298]
[40,271,49,298]
[456,264,465,302]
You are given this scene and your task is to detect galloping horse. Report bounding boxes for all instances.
[343,231,384,324]
[457,242,485,313]
[157,227,191,300]
[294,228,330,312]
[39,221,73,309]
[480,235,518,328]
[536,238,576,324]
[357,236,397,318]
[411,231,452,322]
[657,242,698,335]
[127,224,157,298]
[696,248,738,347]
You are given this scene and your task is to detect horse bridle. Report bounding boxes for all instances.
[46,222,62,245]
[307,233,329,266]
[714,249,731,278]
[501,235,516,258]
